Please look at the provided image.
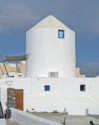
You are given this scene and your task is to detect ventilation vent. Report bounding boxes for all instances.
[49,72,58,78]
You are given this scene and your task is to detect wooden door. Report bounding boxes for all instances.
[15,89,23,110]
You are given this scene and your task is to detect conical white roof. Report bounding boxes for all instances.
[29,15,73,32]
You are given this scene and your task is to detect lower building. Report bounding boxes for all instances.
[0,77,99,115]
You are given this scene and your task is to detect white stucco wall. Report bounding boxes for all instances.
[26,16,76,78]
[0,77,99,115]
[11,108,62,125]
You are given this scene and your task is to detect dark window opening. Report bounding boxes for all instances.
[58,30,64,38]
[80,85,86,91]
[44,85,50,91]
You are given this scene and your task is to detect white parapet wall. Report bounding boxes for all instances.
[10,108,62,125]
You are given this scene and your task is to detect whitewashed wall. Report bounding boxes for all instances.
[10,108,62,125]
[0,78,99,115]
[26,16,76,78]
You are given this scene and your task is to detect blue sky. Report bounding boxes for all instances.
[0,0,99,77]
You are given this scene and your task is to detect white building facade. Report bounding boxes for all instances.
[26,16,76,78]
[0,77,99,115]
[0,15,99,115]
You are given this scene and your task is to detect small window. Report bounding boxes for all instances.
[44,85,50,91]
[48,72,58,78]
[58,30,64,38]
[80,85,86,91]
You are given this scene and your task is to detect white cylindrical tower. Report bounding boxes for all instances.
[26,15,76,78]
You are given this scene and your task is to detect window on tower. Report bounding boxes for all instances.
[58,30,64,38]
